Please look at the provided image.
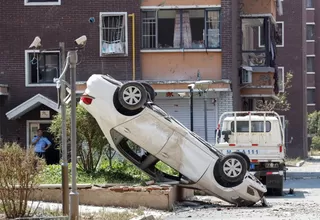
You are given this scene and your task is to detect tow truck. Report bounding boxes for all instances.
[214,111,286,196]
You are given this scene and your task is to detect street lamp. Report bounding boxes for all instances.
[29,35,87,220]
[188,84,195,132]
[195,80,213,141]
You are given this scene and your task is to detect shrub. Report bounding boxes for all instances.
[311,136,320,151]
[0,142,45,218]
[49,105,109,174]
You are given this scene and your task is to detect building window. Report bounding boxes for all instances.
[278,66,285,92]
[24,0,61,6]
[307,88,316,104]
[307,56,315,72]
[25,50,60,86]
[141,9,220,50]
[259,21,284,47]
[306,0,314,8]
[307,24,315,41]
[100,12,128,56]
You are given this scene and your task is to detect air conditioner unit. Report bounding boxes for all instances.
[242,69,252,84]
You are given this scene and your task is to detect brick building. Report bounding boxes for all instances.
[1,0,303,157]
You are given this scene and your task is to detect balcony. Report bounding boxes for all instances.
[240,16,280,98]
[241,0,278,19]
[140,7,222,82]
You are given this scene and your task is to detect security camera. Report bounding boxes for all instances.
[188,83,195,90]
[75,35,87,47]
[29,36,41,49]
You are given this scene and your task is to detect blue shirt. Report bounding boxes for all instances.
[32,136,51,153]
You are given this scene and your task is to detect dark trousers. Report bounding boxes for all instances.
[35,152,45,158]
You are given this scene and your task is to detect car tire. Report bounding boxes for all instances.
[231,152,251,171]
[141,82,156,102]
[118,82,148,111]
[218,154,247,183]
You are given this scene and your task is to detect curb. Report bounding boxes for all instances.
[286,176,320,180]
[295,160,305,167]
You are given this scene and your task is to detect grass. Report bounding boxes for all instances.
[285,157,301,166]
[309,150,320,156]
[37,159,178,185]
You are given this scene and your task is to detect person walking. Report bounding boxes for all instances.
[31,129,52,159]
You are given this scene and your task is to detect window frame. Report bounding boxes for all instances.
[140,8,221,51]
[230,121,272,133]
[258,21,284,48]
[307,55,315,73]
[278,66,285,93]
[99,12,129,57]
[306,23,315,42]
[307,87,316,105]
[24,0,61,6]
[306,0,315,9]
[24,50,61,87]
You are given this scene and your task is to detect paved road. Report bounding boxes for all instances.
[165,158,320,220]
[165,179,320,220]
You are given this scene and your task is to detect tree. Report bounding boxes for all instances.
[307,111,320,151]
[49,105,109,174]
[255,71,293,111]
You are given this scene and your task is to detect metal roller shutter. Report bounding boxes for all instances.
[154,98,190,129]
[154,97,217,144]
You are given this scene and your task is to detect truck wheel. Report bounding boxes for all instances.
[231,152,251,171]
[219,154,247,183]
[118,82,148,111]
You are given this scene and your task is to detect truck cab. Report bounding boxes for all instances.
[215,111,286,196]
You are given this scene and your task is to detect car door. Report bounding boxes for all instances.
[156,131,212,183]
[113,113,174,155]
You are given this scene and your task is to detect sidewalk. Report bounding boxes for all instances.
[286,156,320,179]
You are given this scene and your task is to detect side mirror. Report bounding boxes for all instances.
[222,130,232,135]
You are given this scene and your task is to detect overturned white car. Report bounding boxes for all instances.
[79,74,267,207]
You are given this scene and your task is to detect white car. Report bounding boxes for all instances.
[79,74,268,207]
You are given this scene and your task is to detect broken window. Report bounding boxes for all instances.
[141,9,220,49]
[28,52,60,84]
[101,13,127,55]
[241,17,277,67]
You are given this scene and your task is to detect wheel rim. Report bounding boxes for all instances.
[223,158,242,178]
[123,86,142,105]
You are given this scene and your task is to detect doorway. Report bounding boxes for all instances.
[27,120,60,165]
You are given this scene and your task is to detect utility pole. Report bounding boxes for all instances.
[204,91,208,141]
[59,42,69,216]
[68,50,79,220]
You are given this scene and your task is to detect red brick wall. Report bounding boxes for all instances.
[0,0,141,143]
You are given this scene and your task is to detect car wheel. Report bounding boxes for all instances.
[141,82,156,102]
[231,152,251,171]
[219,154,247,183]
[118,82,148,111]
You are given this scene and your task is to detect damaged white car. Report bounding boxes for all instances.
[79,74,268,207]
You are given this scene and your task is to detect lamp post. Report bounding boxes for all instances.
[29,35,87,220]
[188,84,195,132]
[195,80,213,141]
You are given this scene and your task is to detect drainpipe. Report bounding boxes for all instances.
[128,13,136,80]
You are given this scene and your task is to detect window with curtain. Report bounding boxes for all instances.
[141,9,220,49]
